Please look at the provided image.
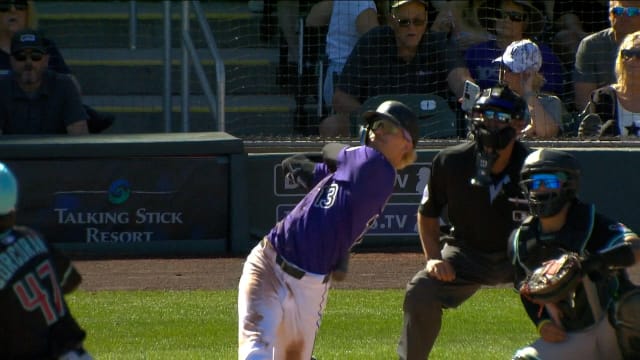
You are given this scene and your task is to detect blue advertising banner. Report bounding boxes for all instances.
[7,157,229,245]
[276,203,419,235]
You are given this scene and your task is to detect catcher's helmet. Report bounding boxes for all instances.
[520,149,580,217]
[362,100,419,148]
[0,162,18,216]
[470,85,526,150]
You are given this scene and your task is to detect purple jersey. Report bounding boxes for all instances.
[267,145,396,274]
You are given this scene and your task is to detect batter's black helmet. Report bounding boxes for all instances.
[520,149,581,217]
[362,100,419,148]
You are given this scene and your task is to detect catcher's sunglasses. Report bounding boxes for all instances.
[393,15,427,28]
[371,119,413,144]
[611,6,640,17]
[0,1,27,12]
[621,48,640,61]
[529,173,567,191]
[496,10,526,22]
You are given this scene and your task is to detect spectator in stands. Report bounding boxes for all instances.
[550,1,609,75]
[465,0,565,97]
[574,1,640,111]
[0,0,112,133]
[319,0,472,137]
[494,39,561,138]
[0,29,89,134]
[305,0,379,111]
[430,0,493,51]
[578,30,640,138]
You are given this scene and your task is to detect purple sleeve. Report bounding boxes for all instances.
[312,162,331,187]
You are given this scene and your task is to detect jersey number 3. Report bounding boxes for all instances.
[13,259,66,325]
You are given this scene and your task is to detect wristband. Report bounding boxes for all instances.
[536,319,552,335]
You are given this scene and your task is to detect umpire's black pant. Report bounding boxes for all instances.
[397,241,514,359]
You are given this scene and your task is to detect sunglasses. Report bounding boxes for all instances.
[474,109,512,123]
[394,16,427,28]
[496,9,527,22]
[371,119,413,144]
[0,1,28,12]
[621,48,640,61]
[13,51,44,62]
[528,173,566,191]
[611,6,640,17]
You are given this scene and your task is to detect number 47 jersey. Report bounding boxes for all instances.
[0,225,87,359]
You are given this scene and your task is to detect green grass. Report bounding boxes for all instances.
[67,288,537,359]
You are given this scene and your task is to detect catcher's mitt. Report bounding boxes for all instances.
[520,252,583,304]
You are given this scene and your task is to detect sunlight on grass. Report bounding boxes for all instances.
[67,288,536,359]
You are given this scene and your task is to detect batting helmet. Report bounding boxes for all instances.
[0,162,18,216]
[362,100,419,148]
[520,149,581,218]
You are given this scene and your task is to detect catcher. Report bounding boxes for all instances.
[510,148,640,360]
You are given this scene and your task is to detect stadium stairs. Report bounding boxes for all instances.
[37,1,300,137]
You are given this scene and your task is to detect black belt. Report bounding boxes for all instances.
[276,254,306,279]
[263,238,329,283]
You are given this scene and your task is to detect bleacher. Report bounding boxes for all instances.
[37,1,298,136]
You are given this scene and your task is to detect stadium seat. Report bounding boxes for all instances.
[357,94,459,139]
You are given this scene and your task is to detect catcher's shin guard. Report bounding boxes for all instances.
[611,287,640,359]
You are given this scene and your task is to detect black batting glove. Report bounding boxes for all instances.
[282,154,316,191]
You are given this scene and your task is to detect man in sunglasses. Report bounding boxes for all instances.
[511,149,640,359]
[0,28,89,135]
[398,84,531,359]
[574,0,640,111]
[239,100,419,359]
[319,0,472,137]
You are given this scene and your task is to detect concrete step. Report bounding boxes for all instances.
[37,1,278,49]
[85,94,302,136]
[62,47,304,96]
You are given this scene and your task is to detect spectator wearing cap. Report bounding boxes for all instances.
[465,0,565,98]
[0,29,89,135]
[319,0,472,137]
[574,0,640,111]
[494,39,561,138]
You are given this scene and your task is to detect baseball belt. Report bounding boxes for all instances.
[262,238,329,283]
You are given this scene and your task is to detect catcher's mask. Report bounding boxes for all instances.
[469,85,526,186]
[360,100,419,149]
[520,149,580,218]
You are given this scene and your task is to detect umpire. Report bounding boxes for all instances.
[0,163,92,359]
[397,85,531,359]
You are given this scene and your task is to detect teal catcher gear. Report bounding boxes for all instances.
[0,163,18,215]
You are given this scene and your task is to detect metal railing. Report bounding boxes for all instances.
[130,1,225,132]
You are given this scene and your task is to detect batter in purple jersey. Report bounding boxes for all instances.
[238,101,419,359]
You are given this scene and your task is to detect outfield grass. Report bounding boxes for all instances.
[67,288,537,359]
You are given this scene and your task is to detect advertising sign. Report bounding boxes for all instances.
[9,157,229,244]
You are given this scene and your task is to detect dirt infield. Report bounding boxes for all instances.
[74,252,425,291]
[74,252,640,291]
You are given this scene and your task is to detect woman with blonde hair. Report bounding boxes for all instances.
[579,30,640,137]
